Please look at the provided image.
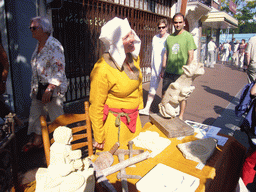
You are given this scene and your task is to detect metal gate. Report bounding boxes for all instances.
[52,0,172,102]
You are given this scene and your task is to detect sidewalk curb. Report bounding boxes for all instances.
[212,87,249,149]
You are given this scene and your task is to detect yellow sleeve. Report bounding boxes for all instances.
[89,61,110,143]
[134,56,144,110]
[138,80,143,110]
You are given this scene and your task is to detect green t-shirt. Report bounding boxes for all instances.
[165,30,197,75]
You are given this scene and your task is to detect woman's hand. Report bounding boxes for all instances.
[42,90,53,104]
[42,84,55,104]
[93,141,105,150]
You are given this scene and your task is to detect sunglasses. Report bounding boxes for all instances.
[158,26,166,29]
[174,22,183,24]
[29,26,40,31]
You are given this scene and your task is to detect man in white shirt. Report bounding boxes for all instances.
[232,40,240,67]
[206,38,217,68]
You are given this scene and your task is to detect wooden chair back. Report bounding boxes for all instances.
[40,101,93,167]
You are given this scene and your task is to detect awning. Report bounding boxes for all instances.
[187,1,212,20]
[201,11,238,29]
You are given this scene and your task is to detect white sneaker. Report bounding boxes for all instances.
[139,109,149,116]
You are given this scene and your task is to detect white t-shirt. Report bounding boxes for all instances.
[223,43,230,52]
[208,41,216,51]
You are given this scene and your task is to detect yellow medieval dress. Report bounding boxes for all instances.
[89,53,143,151]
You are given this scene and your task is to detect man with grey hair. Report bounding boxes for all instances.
[22,16,68,152]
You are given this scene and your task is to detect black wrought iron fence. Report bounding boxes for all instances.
[52,0,172,102]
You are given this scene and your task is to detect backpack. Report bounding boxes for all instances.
[235,82,256,117]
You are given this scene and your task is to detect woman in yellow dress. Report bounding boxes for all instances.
[89,17,143,151]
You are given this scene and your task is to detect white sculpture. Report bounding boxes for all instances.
[159,62,205,118]
[35,126,95,192]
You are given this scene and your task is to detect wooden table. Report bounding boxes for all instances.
[97,122,247,192]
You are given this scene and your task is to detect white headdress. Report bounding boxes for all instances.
[99,17,141,69]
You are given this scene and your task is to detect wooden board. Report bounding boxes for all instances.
[149,113,194,138]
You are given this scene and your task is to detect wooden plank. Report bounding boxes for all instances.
[149,114,194,138]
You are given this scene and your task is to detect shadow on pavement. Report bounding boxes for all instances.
[202,85,237,105]
[213,105,225,115]
[202,118,216,125]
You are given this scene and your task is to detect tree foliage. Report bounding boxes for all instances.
[221,0,256,33]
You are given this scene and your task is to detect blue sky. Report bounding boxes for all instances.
[220,33,256,43]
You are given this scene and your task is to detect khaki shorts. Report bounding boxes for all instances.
[27,95,64,135]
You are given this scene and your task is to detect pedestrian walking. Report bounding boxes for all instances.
[206,38,217,68]
[221,41,231,65]
[230,37,236,65]
[238,39,246,70]
[160,13,197,120]
[22,16,68,152]
[243,42,248,70]
[246,35,256,83]
[232,40,240,67]
[139,19,169,116]
[201,43,206,64]
[218,43,224,62]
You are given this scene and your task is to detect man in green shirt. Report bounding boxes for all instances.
[160,13,197,120]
